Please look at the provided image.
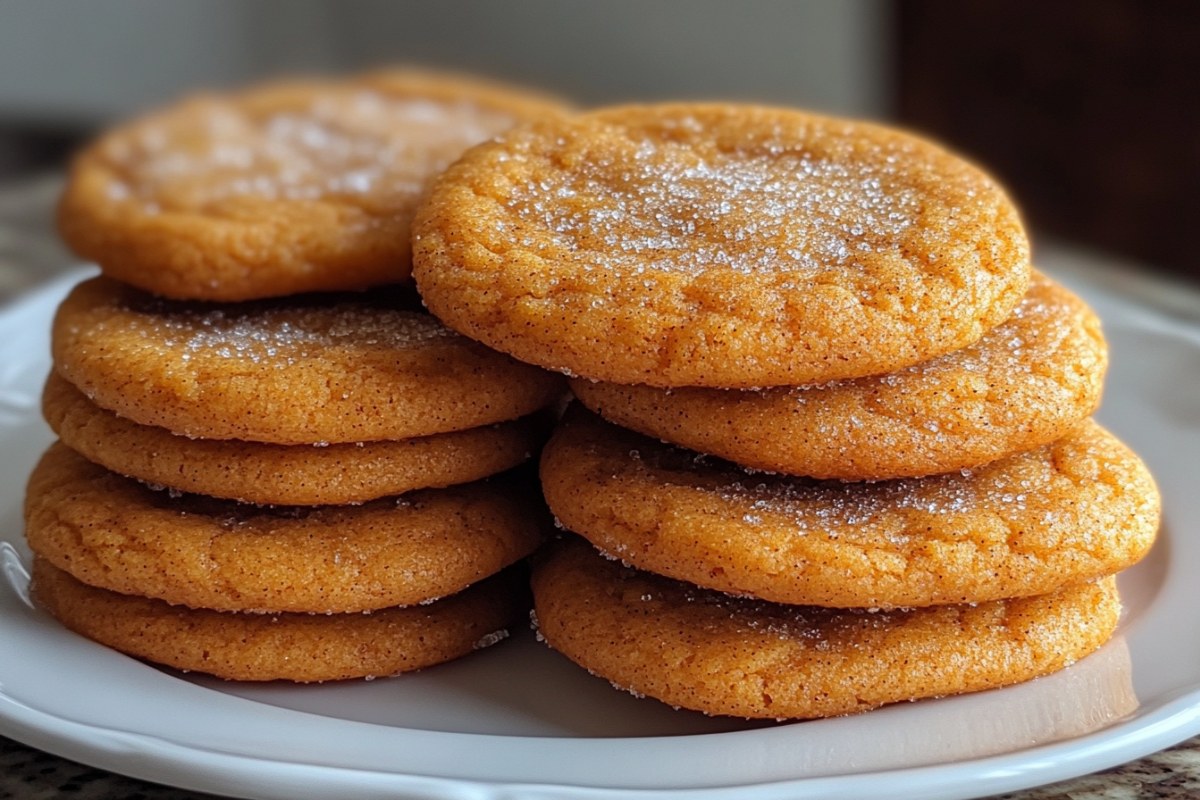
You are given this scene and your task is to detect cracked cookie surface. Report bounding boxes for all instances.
[52,277,566,444]
[59,70,569,301]
[34,558,527,682]
[25,443,546,613]
[540,407,1158,608]
[45,373,552,505]
[415,103,1030,388]
[572,272,1105,479]
[531,537,1120,719]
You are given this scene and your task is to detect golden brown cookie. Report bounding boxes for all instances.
[26,442,546,613]
[540,406,1158,608]
[532,537,1120,719]
[44,373,552,506]
[572,272,1106,479]
[52,277,566,444]
[58,70,570,301]
[34,557,527,682]
[414,103,1030,388]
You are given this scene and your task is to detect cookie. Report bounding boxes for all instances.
[540,406,1158,608]
[52,277,566,444]
[413,103,1030,388]
[26,442,546,613]
[58,70,570,301]
[572,272,1106,479]
[33,557,527,682]
[531,537,1120,719]
[44,373,552,506]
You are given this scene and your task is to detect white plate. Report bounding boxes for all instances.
[2,261,1200,800]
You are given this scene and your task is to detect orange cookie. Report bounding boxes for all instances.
[532,537,1120,719]
[541,406,1158,608]
[59,70,570,301]
[572,272,1106,479]
[414,103,1030,388]
[52,277,566,444]
[26,442,546,613]
[34,558,527,683]
[44,373,552,506]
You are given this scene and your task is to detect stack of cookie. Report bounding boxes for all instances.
[25,71,571,681]
[412,104,1161,718]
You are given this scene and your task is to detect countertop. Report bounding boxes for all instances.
[2,175,1199,800]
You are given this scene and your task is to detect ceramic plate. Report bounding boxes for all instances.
[2,259,1200,800]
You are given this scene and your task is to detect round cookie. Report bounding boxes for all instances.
[540,406,1158,608]
[414,103,1031,388]
[33,558,527,682]
[58,70,570,301]
[52,277,566,444]
[572,271,1106,480]
[26,442,547,613]
[532,537,1120,719]
[44,373,553,506]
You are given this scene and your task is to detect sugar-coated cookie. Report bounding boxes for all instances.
[532,538,1120,719]
[414,103,1030,388]
[34,558,527,682]
[59,70,569,301]
[541,406,1158,608]
[26,443,546,613]
[52,277,566,444]
[45,373,552,506]
[572,272,1106,479]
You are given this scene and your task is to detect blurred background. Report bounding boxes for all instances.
[0,0,1197,294]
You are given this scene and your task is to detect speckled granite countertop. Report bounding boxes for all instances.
[3,175,1199,799]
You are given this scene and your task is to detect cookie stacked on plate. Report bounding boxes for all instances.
[413,104,1161,718]
[25,71,571,682]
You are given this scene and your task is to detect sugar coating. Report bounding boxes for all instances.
[52,277,566,444]
[156,301,455,360]
[573,272,1106,479]
[540,407,1159,608]
[511,130,920,277]
[26,443,546,613]
[44,374,554,506]
[532,538,1120,719]
[414,104,1031,388]
[472,629,511,650]
[100,92,516,214]
[58,71,571,301]
[33,558,527,683]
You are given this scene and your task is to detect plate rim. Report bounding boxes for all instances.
[3,684,1200,800]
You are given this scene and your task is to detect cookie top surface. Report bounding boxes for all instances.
[572,271,1106,479]
[541,407,1159,608]
[532,537,1119,719]
[26,442,547,613]
[58,71,570,301]
[34,558,526,683]
[52,276,566,444]
[414,104,1031,388]
[44,373,551,505]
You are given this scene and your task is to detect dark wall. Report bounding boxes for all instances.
[897,0,1200,280]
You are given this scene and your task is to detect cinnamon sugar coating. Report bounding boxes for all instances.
[59,70,570,301]
[572,272,1106,479]
[26,443,546,613]
[33,558,527,682]
[52,277,566,444]
[540,407,1158,608]
[414,104,1030,388]
[532,537,1119,719]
